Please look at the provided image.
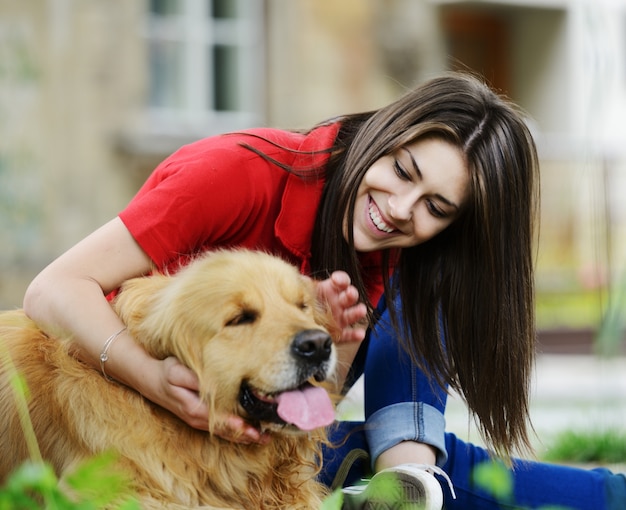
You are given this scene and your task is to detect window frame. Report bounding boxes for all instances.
[144,0,265,135]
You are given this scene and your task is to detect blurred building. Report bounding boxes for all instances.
[1,0,625,343]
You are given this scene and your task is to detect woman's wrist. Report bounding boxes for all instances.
[375,441,437,472]
[98,329,155,393]
[99,327,128,381]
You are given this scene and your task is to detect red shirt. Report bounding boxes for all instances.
[119,123,385,306]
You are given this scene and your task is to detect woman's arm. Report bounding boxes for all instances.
[24,217,152,367]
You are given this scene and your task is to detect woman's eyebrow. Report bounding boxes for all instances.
[402,146,423,180]
[401,147,460,211]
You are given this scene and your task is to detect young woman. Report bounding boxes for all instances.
[23,73,625,509]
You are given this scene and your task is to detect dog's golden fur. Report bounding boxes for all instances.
[0,250,338,509]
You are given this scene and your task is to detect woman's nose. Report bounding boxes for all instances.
[388,192,418,222]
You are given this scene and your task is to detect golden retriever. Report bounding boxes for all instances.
[0,250,338,509]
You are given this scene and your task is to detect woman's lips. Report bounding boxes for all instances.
[368,197,395,234]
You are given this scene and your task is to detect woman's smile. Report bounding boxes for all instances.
[367,196,396,234]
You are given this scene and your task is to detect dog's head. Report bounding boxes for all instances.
[118,250,337,435]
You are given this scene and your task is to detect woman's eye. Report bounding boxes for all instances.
[427,200,446,219]
[393,160,411,180]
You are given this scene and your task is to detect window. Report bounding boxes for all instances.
[146,0,264,133]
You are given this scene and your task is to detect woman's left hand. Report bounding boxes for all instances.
[316,271,367,344]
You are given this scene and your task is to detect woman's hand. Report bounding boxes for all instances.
[155,357,270,443]
[316,271,367,344]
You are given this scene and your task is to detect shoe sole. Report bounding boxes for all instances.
[346,470,431,510]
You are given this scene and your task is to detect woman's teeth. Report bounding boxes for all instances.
[369,202,394,233]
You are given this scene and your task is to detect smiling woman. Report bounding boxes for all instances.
[309,74,540,463]
[350,137,469,251]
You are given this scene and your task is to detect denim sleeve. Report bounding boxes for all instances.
[362,292,449,467]
[365,402,448,467]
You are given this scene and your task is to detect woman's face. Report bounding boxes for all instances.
[349,137,470,252]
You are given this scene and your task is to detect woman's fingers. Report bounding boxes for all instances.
[317,272,368,343]
[162,357,270,443]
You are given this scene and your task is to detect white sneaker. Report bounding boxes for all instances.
[341,464,455,510]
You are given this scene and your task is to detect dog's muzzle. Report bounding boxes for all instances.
[238,329,335,431]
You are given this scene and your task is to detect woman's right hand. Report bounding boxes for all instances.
[156,356,270,444]
[315,271,368,344]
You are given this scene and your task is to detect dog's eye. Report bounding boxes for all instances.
[297,301,309,311]
[226,310,258,327]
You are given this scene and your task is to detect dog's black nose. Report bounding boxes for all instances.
[291,330,332,365]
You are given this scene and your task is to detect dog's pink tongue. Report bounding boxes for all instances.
[276,385,335,431]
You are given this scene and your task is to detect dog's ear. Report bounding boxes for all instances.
[112,274,173,356]
[113,275,166,322]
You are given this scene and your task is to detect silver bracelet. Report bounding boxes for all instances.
[99,327,127,382]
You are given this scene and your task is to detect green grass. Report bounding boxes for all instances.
[542,429,626,465]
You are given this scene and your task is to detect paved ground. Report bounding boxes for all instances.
[338,354,626,465]
[446,354,626,453]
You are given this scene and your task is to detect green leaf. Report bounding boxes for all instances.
[320,489,344,510]
[5,461,57,493]
[8,372,30,401]
[0,489,40,510]
[65,451,136,508]
[472,461,513,502]
[0,461,72,509]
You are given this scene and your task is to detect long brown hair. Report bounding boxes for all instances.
[312,73,539,458]
[245,72,539,458]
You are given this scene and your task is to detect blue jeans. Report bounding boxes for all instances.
[320,294,626,509]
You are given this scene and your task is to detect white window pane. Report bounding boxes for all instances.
[149,39,184,108]
[145,0,263,129]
